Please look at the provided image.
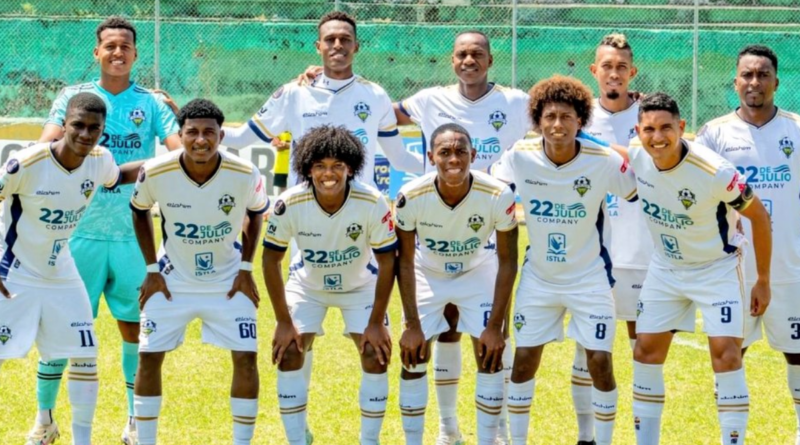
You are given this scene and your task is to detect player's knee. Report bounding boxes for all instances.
[138,352,166,374]
[360,343,388,374]
[510,349,537,382]
[710,341,742,371]
[278,344,304,372]
[118,320,140,342]
[633,338,664,364]
[586,350,612,372]
[232,351,258,375]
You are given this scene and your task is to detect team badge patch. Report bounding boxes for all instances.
[272,86,284,99]
[0,325,11,345]
[678,188,696,210]
[354,102,371,122]
[273,199,286,216]
[140,320,157,337]
[513,313,526,331]
[779,136,794,159]
[129,108,146,127]
[219,194,236,215]
[468,214,484,232]
[138,166,146,183]
[396,192,406,208]
[488,110,507,131]
[6,159,19,174]
[573,176,591,197]
[346,223,363,241]
[80,179,95,199]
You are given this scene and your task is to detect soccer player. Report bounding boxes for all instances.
[33,16,181,445]
[222,11,423,190]
[695,45,800,443]
[395,123,518,445]
[130,99,268,445]
[580,32,652,444]
[629,93,771,445]
[0,93,143,445]
[263,125,396,445]
[493,75,637,445]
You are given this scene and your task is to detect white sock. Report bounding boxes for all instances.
[717,368,749,445]
[629,338,637,352]
[231,397,258,445]
[67,359,98,445]
[632,361,664,445]
[37,409,54,426]
[277,369,308,445]
[498,345,513,441]
[302,350,313,388]
[360,371,388,445]
[592,387,618,445]
[134,395,162,445]
[508,379,535,444]
[434,341,462,436]
[400,375,428,445]
[572,344,594,442]
[476,372,504,445]
[787,365,800,445]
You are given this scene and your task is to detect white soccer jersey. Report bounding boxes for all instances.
[493,137,637,293]
[263,181,397,292]
[584,100,653,270]
[395,171,517,274]
[0,144,120,287]
[247,75,400,187]
[399,83,531,171]
[130,150,269,293]
[696,110,800,284]
[628,139,749,269]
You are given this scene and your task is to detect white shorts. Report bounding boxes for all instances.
[0,281,97,361]
[286,279,385,336]
[637,253,746,338]
[743,282,800,352]
[613,268,646,321]
[416,260,497,340]
[139,291,258,353]
[513,267,616,352]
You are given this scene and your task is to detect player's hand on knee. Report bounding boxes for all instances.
[361,322,392,366]
[152,89,180,115]
[296,65,323,86]
[139,272,171,310]
[399,322,426,369]
[228,270,260,308]
[272,321,303,365]
[479,325,505,373]
[750,279,771,316]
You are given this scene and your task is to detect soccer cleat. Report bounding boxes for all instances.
[576,441,596,445]
[24,421,60,445]
[435,433,465,445]
[305,427,314,445]
[120,421,137,445]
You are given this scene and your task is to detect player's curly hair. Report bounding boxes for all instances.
[96,16,137,44]
[67,92,107,119]
[527,75,594,131]
[318,11,357,38]
[177,99,225,127]
[293,125,365,184]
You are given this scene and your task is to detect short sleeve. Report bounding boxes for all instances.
[607,151,638,202]
[44,88,70,126]
[712,162,750,205]
[513,92,533,139]
[100,149,122,189]
[393,190,416,232]
[378,92,399,137]
[247,85,292,143]
[246,170,270,214]
[153,94,179,141]
[130,165,155,211]
[493,185,518,232]
[693,124,717,152]
[397,89,427,124]
[0,156,24,201]
[263,197,292,252]
[369,195,398,254]
[492,148,516,184]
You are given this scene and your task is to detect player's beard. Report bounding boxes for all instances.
[606,90,620,100]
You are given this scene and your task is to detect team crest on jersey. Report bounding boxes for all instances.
[678,188,696,210]
[0,325,11,345]
[346,223,363,241]
[140,319,157,337]
[80,179,95,199]
[129,108,146,127]
[218,194,236,215]
[273,199,286,216]
[513,313,526,331]
[779,137,794,159]
[488,110,507,132]
[468,214,485,232]
[573,176,591,197]
[730,431,740,444]
[138,166,147,183]
[354,102,371,122]
[396,192,406,208]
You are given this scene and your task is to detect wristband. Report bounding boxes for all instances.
[146,263,160,273]
[239,261,254,272]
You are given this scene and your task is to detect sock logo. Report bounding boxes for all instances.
[730,430,739,444]
[634,416,641,430]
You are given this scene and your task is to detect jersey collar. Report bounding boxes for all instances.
[178,151,223,188]
[311,74,357,94]
[92,79,137,98]
[733,106,780,130]
[312,182,351,217]
[653,140,690,173]
[456,82,496,105]
[433,174,474,211]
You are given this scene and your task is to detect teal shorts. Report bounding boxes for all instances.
[70,237,145,323]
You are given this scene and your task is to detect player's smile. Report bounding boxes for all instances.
[94,28,137,78]
[311,158,349,197]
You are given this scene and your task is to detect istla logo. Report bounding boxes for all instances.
[354,102,371,122]
[488,110,507,131]
[444,262,463,274]
[129,108,146,127]
[48,238,69,266]
[780,137,794,159]
[80,179,95,199]
[606,193,619,217]
[324,274,343,291]
[219,194,235,215]
[0,325,11,345]
[547,233,566,263]
[195,252,214,276]
[660,234,683,260]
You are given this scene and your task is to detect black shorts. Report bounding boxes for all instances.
[274,173,288,188]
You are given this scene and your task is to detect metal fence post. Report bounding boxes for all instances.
[691,0,699,131]
[512,0,518,89]
[335,0,341,11]
[154,0,161,89]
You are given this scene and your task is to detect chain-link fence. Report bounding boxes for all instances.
[1,0,799,129]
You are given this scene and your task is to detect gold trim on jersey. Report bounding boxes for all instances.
[220,158,254,175]
[405,184,436,201]
[581,146,610,157]
[130,200,152,211]
[251,118,276,140]
[472,184,503,197]
[371,237,397,249]
[148,159,181,178]
[286,193,315,208]
[703,112,738,129]
[21,150,49,168]
[351,190,379,203]
[778,110,800,123]
[685,153,716,176]
[264,234,288,247]
[513,140,542,151]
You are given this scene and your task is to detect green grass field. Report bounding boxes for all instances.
[0,229,795,444]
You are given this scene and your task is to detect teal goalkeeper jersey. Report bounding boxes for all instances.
[45,80,179,241]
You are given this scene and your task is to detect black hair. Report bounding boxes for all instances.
[318,11,357,38]
[454,30,491,53]
[430,123,473,151]
[598,33,633,60]
[96,16,137,44]
[638,92,681,120]
[66,92,107,119]
[737,44,778,73]
[177,99,225,127]
[292,125,365,184]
